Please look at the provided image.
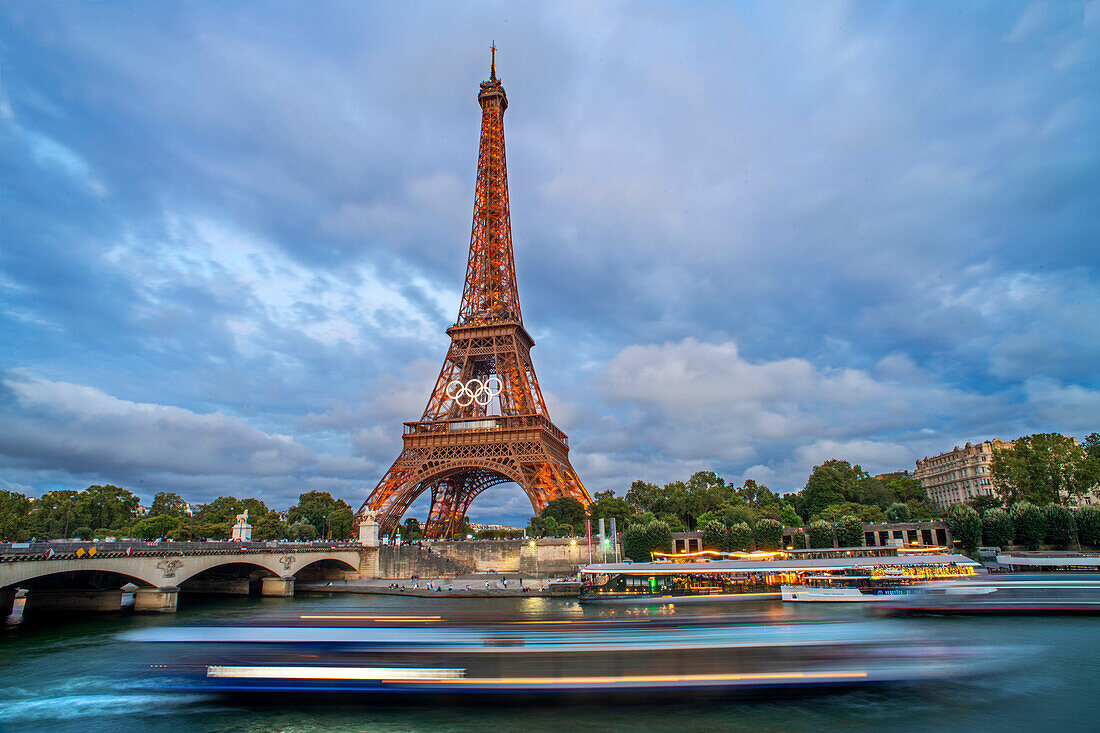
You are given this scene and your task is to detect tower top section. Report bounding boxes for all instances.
[458,48,520,326]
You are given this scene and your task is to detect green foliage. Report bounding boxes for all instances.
[779,504,803,527]
[814,502,885,524]
[133,514,182,540]
[197,496,245,524]
[948,504,982,552]
[402,517,422,540]
[589,490,634,524]
[621,520,671,562]
[992,434,1097,506]
[540,497,587,529]
[885,502,911,523]
[808,520,834,549]
[728,522,753,551]
[981,508,1014,548]
[802,460,868,518]
[966,494,1002,515]
[254,513,288,540]
[289,520,318,541]
[790,530,807,549]
[72,526,93,541]
[1010,501,1045,550]
[702,520,727,551]
[0,490,32,541]
[754,518,783,550]
[1075,506,1100,546]
[836,515,865,548]
[1042,503,1076,549]
[151,491,187,518]
[288,491,354,539]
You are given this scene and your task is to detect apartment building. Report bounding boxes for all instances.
[913,439,1013,507]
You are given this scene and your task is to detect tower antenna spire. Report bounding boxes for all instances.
[490,41,497,79]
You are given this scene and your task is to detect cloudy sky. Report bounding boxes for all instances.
[2,1,1098,524]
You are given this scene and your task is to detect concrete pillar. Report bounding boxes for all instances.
[181,578,252,595]
[5,589,27,625]
[261,576,295,597]
[134,586,179,613]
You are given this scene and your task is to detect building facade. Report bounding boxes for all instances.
[913,439,1013,507]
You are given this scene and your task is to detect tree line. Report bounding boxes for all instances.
[0,485,356,542]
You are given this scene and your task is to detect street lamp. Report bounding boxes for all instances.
[186,505,194,542]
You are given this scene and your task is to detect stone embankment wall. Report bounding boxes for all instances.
[371,545,476,579]
[355,539,610,580]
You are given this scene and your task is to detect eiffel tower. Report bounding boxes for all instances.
[357,49,591,540]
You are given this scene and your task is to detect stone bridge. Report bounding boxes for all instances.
[1,541,364,616]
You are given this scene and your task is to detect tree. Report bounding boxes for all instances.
[948,504,981,553]
[702,520,728,552]
[151,492,187,518]
[802,460,868,517]
[1042,503,1076,549]
[289,491,353,538]
[1075,506,1100,546]
[790,530,807,549]
[779,504,803,527]
[992,434,1092,506]
[198,496,245,524]
[625,481,662,514]
[329,504,355,540]
[728,522,753,551]
[621,520,671,561]
[1010,501,1045,550]
[885,502,911,523]
[685,471,733,524]
[78,485,140,531]
[754,518,783,550]
[814,502,885,524]
[808,520,834,548]
[884,475,924,503]
[589,490,634,525]
[0,490,32,541]
[254,513,288,541]
[966,494,1002,515]
[402,517,423,540]
[242,498,271,521]
[836,516,865,548]
[540,497,586,529]
[290,520,318,541]
[133,515,181,540]
[981,508,1014,548]
[644,520,673,555]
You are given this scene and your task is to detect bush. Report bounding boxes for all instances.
[835,516,864,548]
[702,520,728,551]
[948,504,981,552]
[622,524,650,562]
[1042,504,1076,549]
[790,530,807,549]
[1076,506,1100,546]
[885,502,910,523]
[808,520,834,549]
[1010,502,1045,550]
[72,526,93,541]
[754,519,783,550]
[645,521,672,554]
[728,522,753,551]
[981,508,1014,548]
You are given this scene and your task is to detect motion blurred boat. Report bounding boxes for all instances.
[122,614,995,700]
[875,574,1100,615]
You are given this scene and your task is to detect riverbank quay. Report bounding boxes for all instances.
[296,577,582,598]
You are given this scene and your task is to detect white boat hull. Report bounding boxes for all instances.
[781,584,924,603]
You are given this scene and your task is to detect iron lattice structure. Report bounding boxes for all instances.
[358,51,591,540]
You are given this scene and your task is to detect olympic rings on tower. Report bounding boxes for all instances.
[445,377,503,407]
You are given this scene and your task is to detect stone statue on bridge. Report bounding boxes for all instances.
[231,509,252,542]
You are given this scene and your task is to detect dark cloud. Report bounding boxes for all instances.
[1,2,1098,522]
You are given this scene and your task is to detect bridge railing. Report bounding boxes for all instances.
[0,539,363,559]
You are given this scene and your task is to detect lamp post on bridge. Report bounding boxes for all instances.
[186,505,194,542]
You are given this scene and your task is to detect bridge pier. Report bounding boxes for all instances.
[23,589,124,614]
[261,576,295,597]
[181,578,253,595]
[4,588,26,625]
[134,586,179,613]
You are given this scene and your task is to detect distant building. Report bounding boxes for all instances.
[914,439,1013,507]
[136,504,150,516]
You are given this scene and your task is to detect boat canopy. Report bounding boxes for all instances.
[582,554,978,576]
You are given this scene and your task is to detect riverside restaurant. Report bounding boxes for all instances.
[579,546,978,604]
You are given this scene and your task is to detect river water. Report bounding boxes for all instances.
[2,591,1098,733]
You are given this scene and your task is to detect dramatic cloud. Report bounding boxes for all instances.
[1,2,1098,523]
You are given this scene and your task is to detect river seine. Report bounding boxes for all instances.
[2,592,1097,732]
